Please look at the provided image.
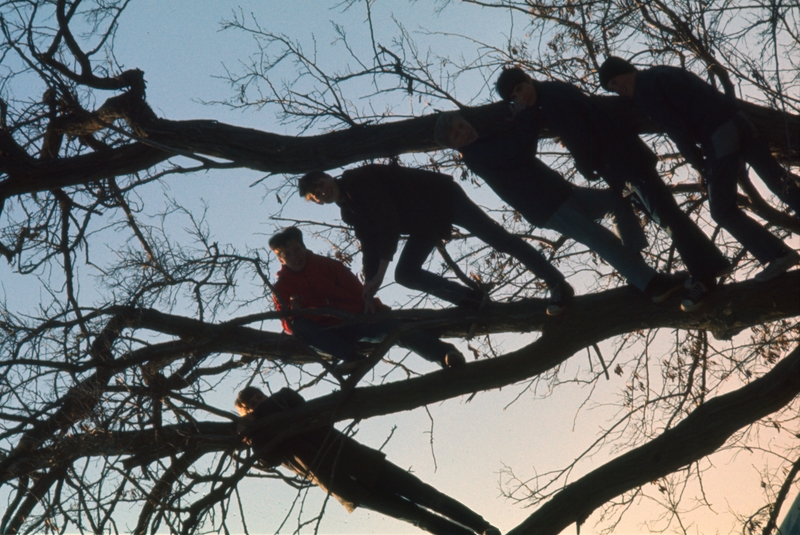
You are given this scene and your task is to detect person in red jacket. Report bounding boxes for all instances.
[269,227,464,370]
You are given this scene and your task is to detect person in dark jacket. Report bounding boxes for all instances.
[434,110,687,302]
[269,227,465,370]
[236,386,502,535]
[298,164,573,315]
[495,67,732,311]
[598,56,800,284]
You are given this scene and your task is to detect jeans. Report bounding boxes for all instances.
[394,185,565,305]
[290,317,453,364]
[570,186,649,252]
[545,192,656,291]
[362,462,492,535]
[602,161,730,281]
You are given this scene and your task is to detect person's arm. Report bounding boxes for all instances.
[640,71,704,171]
[546,89,603,180]
[349,173,400,274]
[511,107,543,156]
[271,282,294,335]
[362,258,390,313]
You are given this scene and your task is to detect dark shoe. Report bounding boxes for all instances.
[754,250,800,282]
[458,288,490,310]
[716,261,735,278]
[483,528,502,535]
[644,271,690,303]
[442,350,466,368]
[546,281,574,316]
[680,279,716,312]
[334,360,364,375]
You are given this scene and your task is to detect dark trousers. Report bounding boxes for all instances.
[743,135,800,215]
[602,162,730,281]
[702,114,797,264]
[361,462,491,535]
[704,153,789,264]
[291,317,454,364]
[394,185,565,305]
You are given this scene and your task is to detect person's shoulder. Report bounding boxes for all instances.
[311,251,349,270]
[343,164,385,179]
[642,64,685,81]
[540,79,584,97]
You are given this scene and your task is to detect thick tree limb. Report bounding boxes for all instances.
[507,343,800,535]
[3,272,798,482]
[8,91,795,198]
[114,270,800,365]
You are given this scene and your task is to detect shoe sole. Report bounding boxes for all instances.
[651,283,685,304]
[754,254,800,282]
[680,299,705,312]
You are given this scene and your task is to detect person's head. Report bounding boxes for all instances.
[434,111,479,149]
[298,171,339,205]
[269,227,308,272]
[235,386,268,416]
[598,57,638,97]
[495,67,537,106]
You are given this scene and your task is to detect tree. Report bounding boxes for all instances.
[0,1,799,534]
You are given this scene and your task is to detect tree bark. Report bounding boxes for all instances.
[3,272,797,483]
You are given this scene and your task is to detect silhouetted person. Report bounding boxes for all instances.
[269,226,465,371]
[236,386,501,535]
[599,56,800,284]
[298,164,573,315]
[435,110,687,302]
[495,67,732,311]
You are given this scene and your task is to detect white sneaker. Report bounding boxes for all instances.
[754,250,800,282]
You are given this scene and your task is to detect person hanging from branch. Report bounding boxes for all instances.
[235,386,502,535]
[297,164,574,315]
[598,56,800,284]
[434,111,687,303]
[269,226,465,372]
[495,67,732,312]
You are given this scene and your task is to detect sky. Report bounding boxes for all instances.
[1,1,798,534]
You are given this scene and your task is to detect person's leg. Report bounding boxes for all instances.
[706,154,789,265]
[359,492,476,535]
[396,331,460,367]
[571,186,648,252]
[544,195,657,291]
[742,136,800,215]
[371,462,496,534]
[450,186,565,286]
[349,317,458,367]
[289,317,357,361]
[394,233,476,305]
[628,169,730,280]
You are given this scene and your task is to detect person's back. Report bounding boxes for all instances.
[635,65,739,147]
[337,164,455,240]
[458,108,573,226]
